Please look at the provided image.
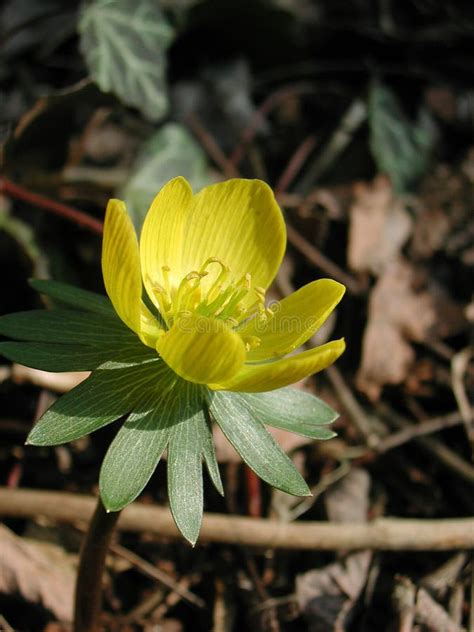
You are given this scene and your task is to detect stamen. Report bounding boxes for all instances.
[217,287,249,320]
[174,272,202,315]
[161,265,171,296]
[201,258,231,303]
[206,285,236,316]
[242,335,261,351]
[154,258,268,330]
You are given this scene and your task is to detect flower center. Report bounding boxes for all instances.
[148,258,271,349]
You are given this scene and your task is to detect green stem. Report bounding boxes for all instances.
[74,498,120,632]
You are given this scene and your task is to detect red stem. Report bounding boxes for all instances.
[0,177,104,235]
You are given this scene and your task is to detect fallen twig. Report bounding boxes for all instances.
[8,364,89,393]
[451,347,474,447]
[375,409,472,454]
[110,542,205,609]
[379,403,474,484]
[0,488,472,551]
[416,585,466,632]
[326,365,382,443]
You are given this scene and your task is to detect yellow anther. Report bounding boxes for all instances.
[243,335,261,351]
[254,286,266,302]
[155,258,269,328]
[161,265,171,295]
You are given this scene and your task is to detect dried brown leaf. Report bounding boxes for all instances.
[0,524,75,622]
[324,467,370,524]
[348,176,413,275]
[296,552,372,632]
[296,468,372,631]
[356,259,436,400]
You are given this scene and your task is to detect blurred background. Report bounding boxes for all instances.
[0,1,473,630]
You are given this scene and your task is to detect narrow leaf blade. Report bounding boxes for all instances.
[0,310,135,345]
[239,388,339,439]
[0,341,148,372]
[167,384,209,545]
[30,279,115,316]
[210,392,310,497]
[99,372,177,511]
[27,359,164,445]
[202,407,224,496]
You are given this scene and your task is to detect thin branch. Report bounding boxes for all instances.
[0,489,473,551]
[275,135,318,195]
[185,112,240,179]
[110,542,205,609]
[285,222,363,294]
[230,83,318,167]
[379,403,474,484]
[326,365,382,443]
[0,177,104,235]
[295,98,367,194]
[375,409,472,454]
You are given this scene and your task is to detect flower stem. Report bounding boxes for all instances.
[74,498,120,632]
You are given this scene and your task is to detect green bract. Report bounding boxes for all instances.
[0,280,338,544]
[0,178,345,545]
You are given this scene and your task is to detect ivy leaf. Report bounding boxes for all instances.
[120,123,212,230]
[78,0,175,121]
[210,391,310,497]
[27,358,166,446]
[368,80,436,192]
[238,388,338,440]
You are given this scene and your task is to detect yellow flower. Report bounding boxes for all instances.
[102,177,345,392]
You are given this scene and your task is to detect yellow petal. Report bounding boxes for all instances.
[156,314,246,384]
[211,339,345,392]
[183,179,286,293]
[240,279,346,361]
[140,179,286,313]
[102,199,158,345]
[140,177,193,310]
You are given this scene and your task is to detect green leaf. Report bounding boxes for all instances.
[210,391,311,497]
[120,123,212,230]
[27,358,165,446]
[201,407,224,496]
[30,279,115,317]
[0,309,135,346]
[0,340,152,372]
[99,370,178,512]
[368,80,435,192]
[167,383,211,545]
[78,0,175,121]
[238,388,338,440]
